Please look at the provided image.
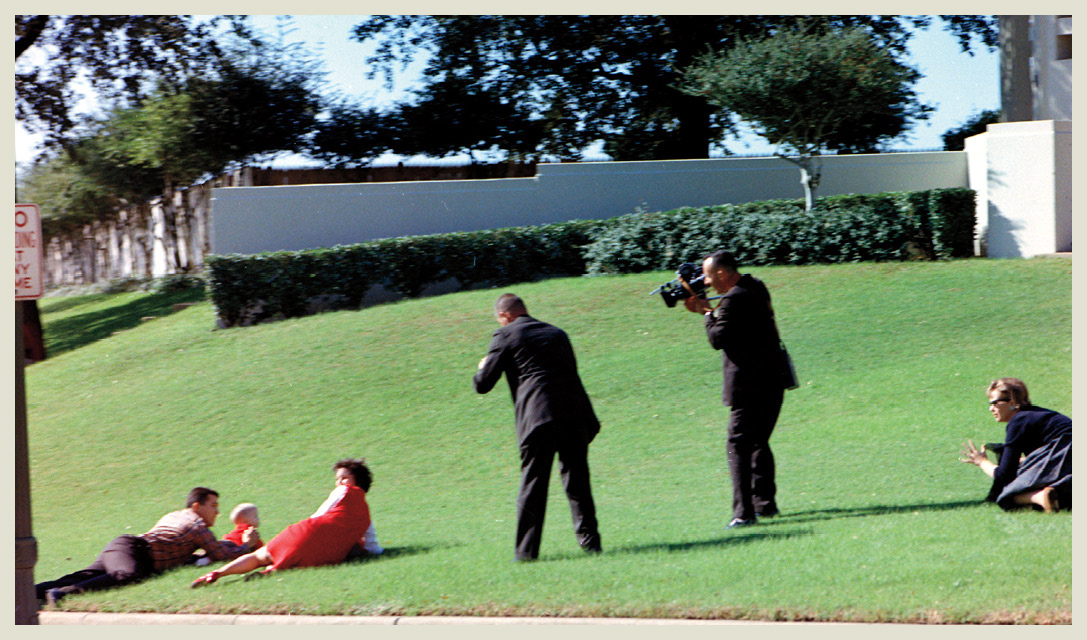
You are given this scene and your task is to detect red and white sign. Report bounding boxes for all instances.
[15,204,43,300]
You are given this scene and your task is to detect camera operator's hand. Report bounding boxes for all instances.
[683,295,714,315]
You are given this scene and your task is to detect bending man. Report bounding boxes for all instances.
[473,293,602,561]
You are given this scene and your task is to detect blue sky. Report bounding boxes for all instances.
[15,14,1001,167]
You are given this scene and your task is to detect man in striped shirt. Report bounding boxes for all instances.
[36,487,258,605]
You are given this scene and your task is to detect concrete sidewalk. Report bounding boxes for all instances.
[39,611,786,625]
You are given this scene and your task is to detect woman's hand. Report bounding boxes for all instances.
[959,439,998,478]
[959,439,988,466]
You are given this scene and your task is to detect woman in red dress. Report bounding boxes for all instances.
[191,459,373,586]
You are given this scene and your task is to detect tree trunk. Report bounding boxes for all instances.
[662,15,717,160]
[777,152,822,211]
[800,165,816,212]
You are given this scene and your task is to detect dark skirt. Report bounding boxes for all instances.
[996,433,1072,510]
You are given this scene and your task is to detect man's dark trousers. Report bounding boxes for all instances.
[35,535,152,599]
[516,423,599,561]
[727,387,784,521]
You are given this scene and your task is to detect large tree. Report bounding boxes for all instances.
[15,15,253,148]
[21,35,325,273]
[17,153,132,238]
[75,32,323,190]
[681,26,934,209]
[313,76,545,166]
[348,15,997,162]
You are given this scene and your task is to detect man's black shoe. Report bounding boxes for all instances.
[580,535,602,554]
[726,517,757,529]
[755,507,779,518]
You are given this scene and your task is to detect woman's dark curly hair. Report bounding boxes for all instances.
[334,458,372,491]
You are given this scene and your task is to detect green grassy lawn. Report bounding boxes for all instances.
[26,258,1072,623]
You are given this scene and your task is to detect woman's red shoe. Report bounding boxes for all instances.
[190,571,220,588]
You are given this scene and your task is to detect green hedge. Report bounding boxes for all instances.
[206,220,604,327]
[206,188,974,327]
[583,189,975,274]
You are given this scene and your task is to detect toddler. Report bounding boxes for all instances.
[222,503,263,549]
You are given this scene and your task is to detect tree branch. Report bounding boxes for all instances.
[15,15,49,60]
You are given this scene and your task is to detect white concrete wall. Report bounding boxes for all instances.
[964,133,990,256]
[1033,15,1073,122]
[210,152,969,256]
[968,120,1072,258]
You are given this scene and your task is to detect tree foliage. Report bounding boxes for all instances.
[941,109,1001,150]
[681,27,933,155]
[345,15,997,163]
[313,76,545,165]
[15,15,255,148]
[80,37,323,193]
[20,35,325,237]
[18,153,123,237]
[680,27,934,209]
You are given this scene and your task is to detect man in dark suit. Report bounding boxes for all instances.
[473,293,602,561]
[684,251,791,529]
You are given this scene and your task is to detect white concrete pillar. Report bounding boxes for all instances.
[968,120,1072,258]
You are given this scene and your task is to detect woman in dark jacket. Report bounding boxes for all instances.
[961,378,1072,512]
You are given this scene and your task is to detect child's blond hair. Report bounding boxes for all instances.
[229,502,259,525]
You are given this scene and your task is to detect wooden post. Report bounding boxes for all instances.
[15,300,40,624]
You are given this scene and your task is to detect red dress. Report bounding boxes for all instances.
[264,485,371,570]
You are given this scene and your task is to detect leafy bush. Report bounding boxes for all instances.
[206,188,974,327]
[205,220,604,327]
[583,189,975,273]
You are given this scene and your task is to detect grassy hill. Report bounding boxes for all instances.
[26,258,1072,622]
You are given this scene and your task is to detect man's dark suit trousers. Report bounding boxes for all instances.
[727,387,784,521]
[35,534,153,599]
[515,422,599,561]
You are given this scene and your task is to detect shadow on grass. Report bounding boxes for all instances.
[344,544,433,564]
[40,289,206,360]
[761,499,988,526]
[577,528,815,559]
[547,500,988,560]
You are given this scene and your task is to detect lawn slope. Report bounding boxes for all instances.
[27,258,1072,622]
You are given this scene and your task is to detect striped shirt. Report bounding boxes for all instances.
[139,509,247,572]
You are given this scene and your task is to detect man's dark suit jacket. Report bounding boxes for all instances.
[705,274,788,406]
[473,315,599,445]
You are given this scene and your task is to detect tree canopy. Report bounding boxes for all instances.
[941,109,1001,150]
[681,26,934,155]
[346,15,997,162]
[681,26,935,209]
[18,154,128,237]
[19,34,325,236]
[15,15,254,148]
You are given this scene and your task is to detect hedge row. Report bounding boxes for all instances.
[206,188,974,327]
[583,189,975,274]
[205,220,603,327]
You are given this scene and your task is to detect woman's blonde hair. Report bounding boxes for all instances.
[987,377,1031,408]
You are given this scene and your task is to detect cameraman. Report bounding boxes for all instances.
[683,251,791,529]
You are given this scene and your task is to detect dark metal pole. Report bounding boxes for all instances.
[15,300,40,624]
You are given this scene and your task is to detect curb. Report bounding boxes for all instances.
[38,611,784,625]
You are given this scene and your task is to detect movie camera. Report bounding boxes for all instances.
[650,262,719,308]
